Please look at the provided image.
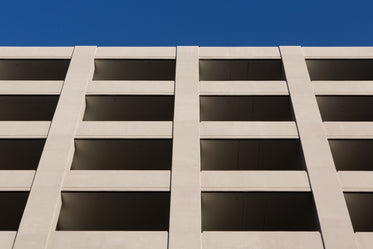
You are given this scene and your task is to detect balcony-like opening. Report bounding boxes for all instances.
[0,192,29,230]
[83,95,174,121]
[57,192,170,231]
[200,96,293,121]
[0,139,45,170]
[317,96,373,121]
[306,59,373,81]
[202,192,318,231]
[344,192,373,231]
[93,59,176,80]
[0,59,70,80]
[201,139,304,170]
[329,140,373,171]
[71,139,172,170]
[0,95,59,121]
[199,59,284,81]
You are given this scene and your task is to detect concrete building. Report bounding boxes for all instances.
[0,46,372,249]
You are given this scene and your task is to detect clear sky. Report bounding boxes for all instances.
[1,0,372,46]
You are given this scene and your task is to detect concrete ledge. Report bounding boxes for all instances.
[303,47,373,58]
[0,121,50,138]
[199,47,281,59]
[0,171,35,190]
[313,81,373,95]
[200,122,298,138]
[0,81,62,94]
[324,122,373,138]
[199,81,288,95]
[202,231,324,249]
[201,171,310,191]
[339,172,373,191]
[63,171,171,191]
[0,232,16,249]
[356,232,373,249]
[0,47,73,58]
[95,47,176,59]
[76,121,173,138]
[49,231,168,249]
[88,81,174,95]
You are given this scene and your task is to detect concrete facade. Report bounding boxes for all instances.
[0,46,372,249]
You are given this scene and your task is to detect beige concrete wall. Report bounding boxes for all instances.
[0,46,372,249]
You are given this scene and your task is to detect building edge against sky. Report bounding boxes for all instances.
[0,46,373,249]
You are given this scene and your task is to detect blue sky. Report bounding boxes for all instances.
[0,0,372,46]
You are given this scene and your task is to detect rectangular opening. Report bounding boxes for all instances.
[306,59,373,81]
[71,139,172,170]
[329,140,373,171]
[316,96,373,121]
[93,59,176,80]
[199,59,284,81]
[202,192,318,231]
[200,96,293,121]
[0,59,70,80]
[83,95,174,121]
[0,95,59,121]
[57,192,170,231]
[0,139,45,170]
[344,192,373,232]
[201,139,304,170]
[0,192,29,230]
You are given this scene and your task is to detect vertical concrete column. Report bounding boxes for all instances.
[13,46,96,249]
[280,46,358,249]
[168,46,201,249]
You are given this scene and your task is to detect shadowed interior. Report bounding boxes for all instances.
[200,96,293,121]
[71,139,172,170]
[201,139,304,170]
[0,59,70,80]
[0,192,29,230]
[202,192,318,231]
[57,192,170,231]
[199,59,284,81]
[344,193,373,232]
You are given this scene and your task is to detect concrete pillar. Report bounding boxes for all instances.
[168,46,201,249]
[280,46,359,249]
[13,46,96,249]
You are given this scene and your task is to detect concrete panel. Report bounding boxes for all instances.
[63,171,170,191]
[13,46,97,249]
[0,232,16,249]
[199,47,281,59]
[87,81,174,95]
[49,231,168,249]
[0,121,50,138]
[200,121,298,138]
[0,47,73,58]
[199,81,288,95]
[0,81,62,94]
[339,172,373,191]
[324,122,373,138]
[201,171,310,191]
[313,81,373,95]
[96,47,176,59]
[77,121,172,138]
[355,232,373,249]
[202,232,324,249]
[280,46,359,249]
[303,47,373,58]
[168,46,201,249]
[0,171,35,190]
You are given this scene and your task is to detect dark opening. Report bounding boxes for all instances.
[202,192,318,231]
[0,192,29,230]
[71,139,172,170]
[57,192,170,231]
[0,139,45,170]
[344,192,373,232]
[306,59,373,81]
[0,95,59,121]
[199,59,284,81]
[83,95,174,121]
[0,59,70,80]
[93,59,176,80]
[200,96,293,121]
[201,139,304,170]
[317,96,373,121]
